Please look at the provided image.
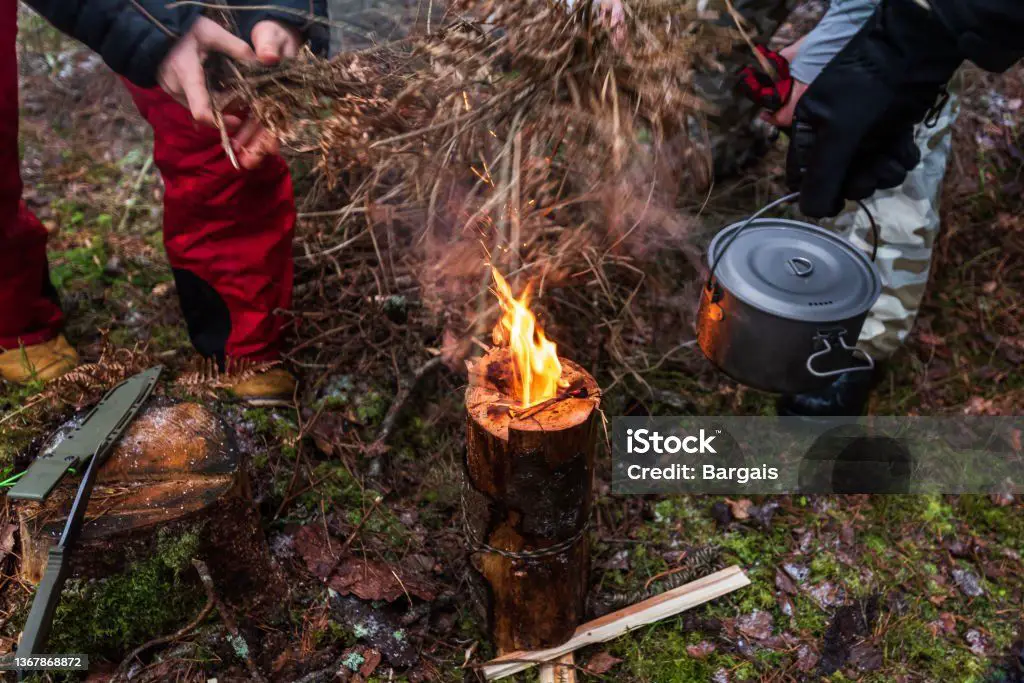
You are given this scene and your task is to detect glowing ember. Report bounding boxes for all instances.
[490,267,564,408]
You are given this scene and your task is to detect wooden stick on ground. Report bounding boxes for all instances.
[482,565,750,680]
[193,559,268,683]
[538,653,577,683]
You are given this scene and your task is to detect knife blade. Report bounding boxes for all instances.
[13,366,162,671]
[8,366,163,502]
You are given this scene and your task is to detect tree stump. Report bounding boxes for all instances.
[465,348,599,653]
[17,398,279,607]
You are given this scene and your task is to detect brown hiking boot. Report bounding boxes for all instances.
[223,366,297,406]
[0,335,79,384]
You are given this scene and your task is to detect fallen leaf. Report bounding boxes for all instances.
[273,647,296,672]
[736,610,773,641]
[725,498,752,520]
[782,563,809,583]
[777,593,795,619]
[360,649,383,677]
[927,612,957,637]
[952,568,984,597]
[820,597,879,675]
[749,501,779,528]
[918,332,946,346]
[775,567,798,595]
[710,501,732,526]
[984,561,1006,579]
[600,549,630,571]
[0,524,16,564]
[795,644,819,672]
[849,643,882,671]
[964,396,997,416]
[809,581,845,608]
[331,558,436,602]
[686,641,716,659]
[294,525,436,602]
[965,629,988,655]
[584,651,622,675]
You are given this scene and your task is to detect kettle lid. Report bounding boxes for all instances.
[708,218,881,322]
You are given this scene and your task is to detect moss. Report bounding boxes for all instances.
[882,618,987,680]
[0,425,35,474]
[299,462,364,511]
[293,463,407,547]
[355,390,389,426]
[49,244,107,289]
[873,495,955,536]
[44,527,205,659]
[810,553,842,580]
[863,534,887,555]
[609,620,751,682]
[242,407,274,435]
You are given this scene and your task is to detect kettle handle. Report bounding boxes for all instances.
[806,331,875,378]
[705,192,879,291]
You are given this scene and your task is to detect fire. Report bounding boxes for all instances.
[490,267,563,408]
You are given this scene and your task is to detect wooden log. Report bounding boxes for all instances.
[465,347,600,653]
[16,398,280,608]
[482,565,751,680]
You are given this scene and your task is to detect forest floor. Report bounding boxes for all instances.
[0,9,1022,683]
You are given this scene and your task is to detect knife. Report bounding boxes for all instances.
[11,366,162,666]
[9,366,162,502]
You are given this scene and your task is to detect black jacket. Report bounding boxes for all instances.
[929,0,1024,72]
[24,0,327,88]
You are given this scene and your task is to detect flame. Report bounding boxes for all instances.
[490,267,563,408]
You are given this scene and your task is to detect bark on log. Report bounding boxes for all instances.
[465,348,599,652]
[17,398,280,608]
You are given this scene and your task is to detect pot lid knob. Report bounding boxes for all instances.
[786,256,815,277]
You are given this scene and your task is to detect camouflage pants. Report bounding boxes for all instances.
[826,81,961,361]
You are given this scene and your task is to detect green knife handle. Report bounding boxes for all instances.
[17,546,69,662]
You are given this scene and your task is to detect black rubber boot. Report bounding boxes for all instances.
[776,370,878,417]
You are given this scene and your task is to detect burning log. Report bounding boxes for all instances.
[464,269,601,652]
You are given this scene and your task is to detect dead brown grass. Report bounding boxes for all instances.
[225,0,737,393]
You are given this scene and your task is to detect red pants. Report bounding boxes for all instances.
[0,0,295,362]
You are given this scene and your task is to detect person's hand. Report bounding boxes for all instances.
[231,115,283,170]
[251,20,302,65]
[784,0,962,217]
[594,0,627,50]
[228,21,302,168]
[761,79,807,128]
[758,38,806,128]
[157,16,258,128]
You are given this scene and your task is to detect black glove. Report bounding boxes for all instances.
[786,0,964,218]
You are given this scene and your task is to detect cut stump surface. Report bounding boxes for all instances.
[17,399,274,604]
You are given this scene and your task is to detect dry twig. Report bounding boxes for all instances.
[192,559,268,683]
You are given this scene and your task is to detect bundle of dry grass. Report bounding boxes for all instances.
[226,0,737,393]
